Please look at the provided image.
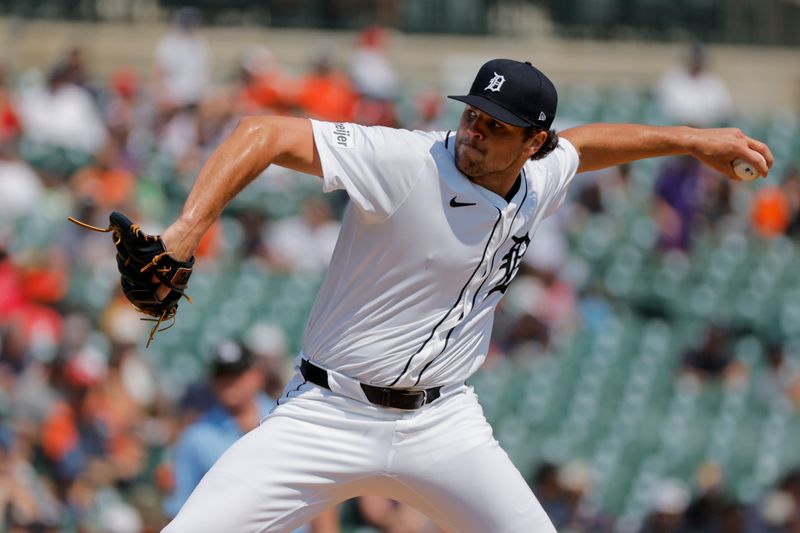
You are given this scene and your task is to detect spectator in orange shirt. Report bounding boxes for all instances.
[237,47,295,115]
[70,139,136,209]
[298,52,357,123]
[751,186,789,238]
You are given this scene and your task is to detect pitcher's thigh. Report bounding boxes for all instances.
[162,411,363,533]
[397,442,557,533]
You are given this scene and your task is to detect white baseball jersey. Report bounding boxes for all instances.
[303,120,579,389]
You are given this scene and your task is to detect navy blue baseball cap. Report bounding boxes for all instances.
[211,341,254,376]
[449,59,558,130]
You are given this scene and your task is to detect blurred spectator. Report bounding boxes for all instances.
[350,27,398,126]
[495,264,575,359]
[683,463,729,533]
[600,163,633,213]
[524,216,569,275]
[104,68,148,172]
[155,109,196,180]
[753,488,800,532]
[774,470,800,531]
[154,7,211,108]
[67,458,144,533]
[751,186,791,238]
[237,210,270,259]
[782,167,800,238]
[528,266,577,331]
[558,460,613,532]
[196,87,238,155]
[18,249,69,307]
[530,462,571,528]
[696,171,735,234]
[681,324,745,385]
[39,346,110,483]
[576,179,604,216]
[106,68,139,134]
[298,50,357,123]
[100,292,149,347]
[162,341,275,517]
[244,321,293,399]
[529,461,611,532]
[577,285,616,335]
[410,89,444,131]
[0,423,63,531]
[237,46,295,115]
[653,156,704,252]
[61,46,100,100]
[264,196,341,273]
[91,344,161,480]
[755,343,800,409]
[70,139,136,210]
[501,310,551,359]
[162,340,338,531]
[17,61,108,156]
[0,142,43,223]
[711,499,749,533]
[154,87,235,180]
[0,248,64,368]
[640,478,691,533]
[657,43,732,128]
[349,26,397,101]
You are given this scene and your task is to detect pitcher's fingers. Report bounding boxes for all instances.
[748,138,774,170]
[740,149,769,177]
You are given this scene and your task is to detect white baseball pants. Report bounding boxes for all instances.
[162,374,557,533]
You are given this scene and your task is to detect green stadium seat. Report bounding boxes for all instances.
[558,84,602,124]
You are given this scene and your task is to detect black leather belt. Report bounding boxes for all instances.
[300,359,442,410]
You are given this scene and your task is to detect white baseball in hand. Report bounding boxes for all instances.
[731,158,762,181]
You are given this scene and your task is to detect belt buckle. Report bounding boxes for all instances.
[409,389,426,409]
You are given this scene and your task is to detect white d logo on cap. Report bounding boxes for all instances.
[485,72,506,92]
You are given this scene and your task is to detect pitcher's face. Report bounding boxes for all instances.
[454,106,542,181]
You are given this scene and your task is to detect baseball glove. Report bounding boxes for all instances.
[68,211,194,347]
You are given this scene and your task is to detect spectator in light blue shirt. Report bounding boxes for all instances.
[163,341,340,532]
[163,341,275,517]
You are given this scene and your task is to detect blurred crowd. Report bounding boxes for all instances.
[0,9,799,533]
[532,460,800,533]
[0,11,434,533]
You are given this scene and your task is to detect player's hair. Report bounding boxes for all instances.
[525,128,559,161]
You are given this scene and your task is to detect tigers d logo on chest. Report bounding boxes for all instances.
[489,233,530,295]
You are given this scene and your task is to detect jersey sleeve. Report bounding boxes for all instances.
[311,120,440,223]
[537,137,580,218]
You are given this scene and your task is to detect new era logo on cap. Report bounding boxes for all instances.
[448,59,558,130]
